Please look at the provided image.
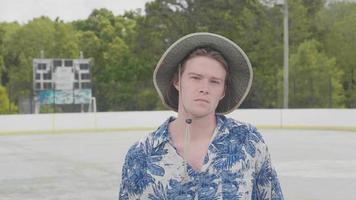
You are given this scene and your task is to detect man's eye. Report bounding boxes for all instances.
[191,76,200,80]
[211,80,221,84]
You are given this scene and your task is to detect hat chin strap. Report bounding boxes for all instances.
[178,65,193,181]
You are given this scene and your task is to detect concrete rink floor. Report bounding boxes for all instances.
[0,129,356,200]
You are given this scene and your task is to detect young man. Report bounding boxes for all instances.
[119,33,284,199]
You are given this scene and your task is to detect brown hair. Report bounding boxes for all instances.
[166,47,230,110]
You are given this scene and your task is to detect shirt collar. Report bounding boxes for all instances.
[150,116,175,148]
[151,115,228,148]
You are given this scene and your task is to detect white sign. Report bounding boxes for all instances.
[54,67,74,90]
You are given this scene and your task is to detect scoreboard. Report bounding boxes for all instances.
[33,58,92,105]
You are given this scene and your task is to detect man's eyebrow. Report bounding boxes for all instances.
[187,72,224,81]
[187,72,203,77]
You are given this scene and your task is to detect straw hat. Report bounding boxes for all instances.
[153,32,253,114]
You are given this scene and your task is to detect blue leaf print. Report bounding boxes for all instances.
[211,118,263,171]
[271,169,284,200]
[119,188,129,200]
[187,165,199,178]
[197,172,218,199]
[149,181,168,200]
[203,154,209,165]
[167,179,195,200]
[148,164,165,177]
[251,178,257,200]
[221,171,243,199]
[211,139,246,170]
[144,138,168,177]
[257,159,273,187]
[122,144,155,196]
[121,137,169,197]
[151,117,171,141]
[258,189,269,200]
[128,168,155,194]
[230,125,261,158]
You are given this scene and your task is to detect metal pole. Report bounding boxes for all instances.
[283,0,289,108]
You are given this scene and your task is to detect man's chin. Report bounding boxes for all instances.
[188,109,215,119]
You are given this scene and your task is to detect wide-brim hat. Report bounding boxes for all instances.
[153,32,253,115]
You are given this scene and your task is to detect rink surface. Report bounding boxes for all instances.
[0,128,355,200]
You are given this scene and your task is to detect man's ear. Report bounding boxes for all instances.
[173,74,180,91]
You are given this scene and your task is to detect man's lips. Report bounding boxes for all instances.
[194,98,209,103]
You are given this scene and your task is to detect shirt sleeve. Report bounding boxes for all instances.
[118,143,142,200]
[119,148,131,200]
[253,140,284,200]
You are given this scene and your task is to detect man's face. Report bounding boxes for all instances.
[174,55,226,118]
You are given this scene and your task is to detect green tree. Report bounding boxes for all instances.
[0,27,4,82]
[289,40,345,107]
[288,0,313,51]
[316,2,356,107]
[50,18,79,58]
[0,84,17,114]
[4,17,55,103]
[253,0,325,108]
[73,9,156,111]
[0,22,21,85]
[4,17,80,109]
[0,84,10,113]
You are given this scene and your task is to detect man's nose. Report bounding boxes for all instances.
[199,80,209,94]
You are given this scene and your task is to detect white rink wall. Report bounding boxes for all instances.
[0,109,355,133]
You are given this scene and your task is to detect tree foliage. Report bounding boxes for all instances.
[0,27,4,82]
[0,84,17,113]
[289,40,345,107]
[0,0,355,113]
[316,2,356,107]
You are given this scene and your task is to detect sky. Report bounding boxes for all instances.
[0,0,153,23]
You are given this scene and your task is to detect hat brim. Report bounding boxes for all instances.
[153,32,253,115]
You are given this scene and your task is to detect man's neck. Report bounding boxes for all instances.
[171,113,217,141]
[168,113,218,171]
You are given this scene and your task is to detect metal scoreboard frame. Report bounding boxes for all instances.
[33,58,92,108]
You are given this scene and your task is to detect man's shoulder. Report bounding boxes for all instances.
[221,116,264,142]
[126,119,170,155]
[124,132,157,161]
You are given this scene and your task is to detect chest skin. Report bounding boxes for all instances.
[175,138,211,171]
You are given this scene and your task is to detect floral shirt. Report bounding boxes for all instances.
[119,115,284,200]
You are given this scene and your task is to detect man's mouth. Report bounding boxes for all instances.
[194,99,209,103]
